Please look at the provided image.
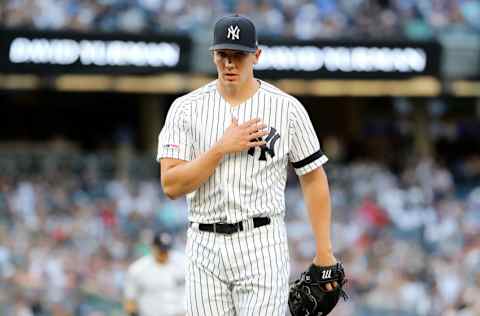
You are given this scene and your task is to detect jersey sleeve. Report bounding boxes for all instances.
[124,264,139,300]
[157,98,194,162]
[288,99,328,176]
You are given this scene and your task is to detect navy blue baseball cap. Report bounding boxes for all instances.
[153,232,173,251]
[210,14,258,53]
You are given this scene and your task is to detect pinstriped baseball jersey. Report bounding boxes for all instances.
[157,79,328,224]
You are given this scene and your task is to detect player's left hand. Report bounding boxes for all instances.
[288,261,348,316]
[313,253,338,291]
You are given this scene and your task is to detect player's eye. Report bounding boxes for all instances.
[215,51,228,58]
[234,52,248,58]
[215,51,247,59]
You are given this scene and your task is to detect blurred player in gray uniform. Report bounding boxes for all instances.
[124,232,186,316]
[157,14,339,316]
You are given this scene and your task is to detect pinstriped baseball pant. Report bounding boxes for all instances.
[185,216,290,316]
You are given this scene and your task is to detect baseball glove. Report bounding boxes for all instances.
[288,262,348,316]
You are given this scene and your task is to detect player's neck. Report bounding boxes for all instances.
[217,77,259,107]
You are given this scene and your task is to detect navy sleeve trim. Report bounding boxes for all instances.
[292,150,323,169]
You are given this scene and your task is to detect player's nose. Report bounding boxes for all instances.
[224,57,235,68]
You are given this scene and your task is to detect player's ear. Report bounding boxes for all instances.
[212,50,220,65]
[253,48,262,64]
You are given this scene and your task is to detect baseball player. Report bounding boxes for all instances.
[157,14,340,316]
[124,232,186,316]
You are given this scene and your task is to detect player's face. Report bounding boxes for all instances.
[213,49,261,86]
[153,247,169,264]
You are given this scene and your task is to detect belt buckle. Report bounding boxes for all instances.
[216,222,240,235]
[214,222,228,235]
[229,223,239,234]
[231,222,243,234]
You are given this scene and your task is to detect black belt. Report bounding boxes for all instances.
[193,217,271,235]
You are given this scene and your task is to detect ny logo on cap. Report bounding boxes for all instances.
[227,25,240,40]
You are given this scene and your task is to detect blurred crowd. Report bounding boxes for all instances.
[0,148,479,316]
[1,0,480,40]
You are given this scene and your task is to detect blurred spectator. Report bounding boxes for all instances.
[0,146,479,315]
[1,0,479,39]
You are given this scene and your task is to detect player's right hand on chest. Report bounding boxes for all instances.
[216,118,268,154]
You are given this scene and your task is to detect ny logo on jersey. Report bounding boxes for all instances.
[227,25,240,40]
[248,127,280,161]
